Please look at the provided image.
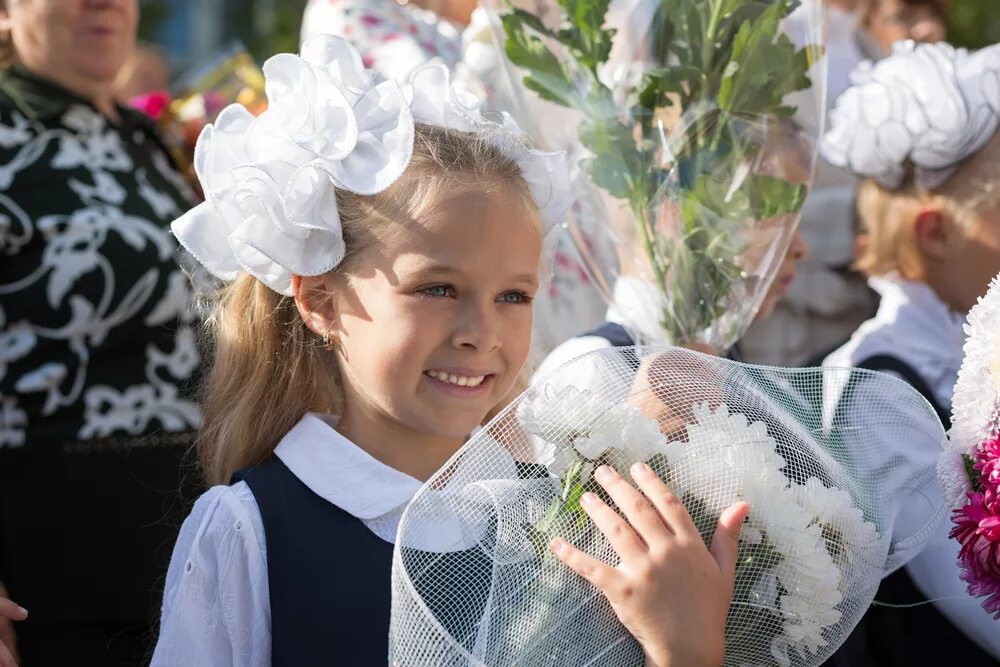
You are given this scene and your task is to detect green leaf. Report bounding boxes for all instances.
[555,0,616,71]
[501,12,576,107]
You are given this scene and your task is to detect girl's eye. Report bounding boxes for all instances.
[422,285,455,298]
[498,290,533,305]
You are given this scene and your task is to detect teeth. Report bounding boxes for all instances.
[427,370,486,387]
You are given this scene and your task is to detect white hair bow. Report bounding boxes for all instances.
[822,41,1000,191]
[172,36,571,296]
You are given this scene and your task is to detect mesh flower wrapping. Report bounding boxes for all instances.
[391,347,946,666]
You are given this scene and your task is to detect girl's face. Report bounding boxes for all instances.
[308,189,541,445]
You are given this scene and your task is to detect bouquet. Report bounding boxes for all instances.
[129,43,267,188]
[940,273,1000,619]
[482,0,826,349]
[390,347,946,666]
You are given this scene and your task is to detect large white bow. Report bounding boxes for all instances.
[172,36,572,296]
[822,41,1000,191]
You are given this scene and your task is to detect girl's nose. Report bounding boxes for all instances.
[451,300,501,352]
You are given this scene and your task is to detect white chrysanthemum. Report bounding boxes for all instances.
[663,403,847,663]
[768,519,844,666]
[573,403,666,462]
[518,386,666,470]
[797,477,880,560]
[937,450,974,509]
[664,403,787,514]
[517,385,612,449]
[948,273,1000,455]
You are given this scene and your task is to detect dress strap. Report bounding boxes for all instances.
[856,354,951,428]
[580,321,640,370]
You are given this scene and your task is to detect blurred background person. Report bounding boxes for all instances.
[740,0,949,367]
[0,0,203,664]
[862,0,948,56]
[299,0,476,81]
[821,40,1000,665]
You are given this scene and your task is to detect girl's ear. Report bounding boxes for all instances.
[292,273,339,341]
[914,204,959,261]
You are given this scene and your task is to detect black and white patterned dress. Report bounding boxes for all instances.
[0,66,204,665]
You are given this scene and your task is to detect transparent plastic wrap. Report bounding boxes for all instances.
[391,346,946,666]
[479,0,827,349]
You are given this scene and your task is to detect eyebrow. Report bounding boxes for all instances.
[409,264,538,287]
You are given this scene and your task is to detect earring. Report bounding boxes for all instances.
[322,330,335,351]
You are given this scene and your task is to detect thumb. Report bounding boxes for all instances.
[710,501,749,586]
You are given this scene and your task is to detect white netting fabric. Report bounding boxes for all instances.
[390,346,946,667]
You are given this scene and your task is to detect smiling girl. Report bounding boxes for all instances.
[151,37,748,666]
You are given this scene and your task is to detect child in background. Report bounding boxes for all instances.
[151,37,748,666]
[822,40,1000,665]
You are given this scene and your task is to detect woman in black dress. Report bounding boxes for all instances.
[0,1,204,663]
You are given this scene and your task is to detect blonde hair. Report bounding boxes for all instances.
[855,134,1000,277]
[197,124,539,485]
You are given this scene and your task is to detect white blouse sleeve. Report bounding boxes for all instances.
[151,482,271,667]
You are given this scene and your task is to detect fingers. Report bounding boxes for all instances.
[0,639,16,667]
[0,600,25,623]
[592,465,672,549]
[630,462,700,539]
[550,537,621,595]
[579,489,648,562]
[710,501,750,591]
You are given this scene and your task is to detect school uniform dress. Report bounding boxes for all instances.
[824,274,1000,664]
[153,413,527,666]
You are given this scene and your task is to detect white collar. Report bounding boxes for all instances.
[273,414,523,549]
[851,274,967,406]
[606,276,669,345]
[867,274,967,357]
[274,413,422,522]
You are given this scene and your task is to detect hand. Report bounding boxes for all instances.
[550,462,748,667]
[0,594,26,667]
[628,347,725,439]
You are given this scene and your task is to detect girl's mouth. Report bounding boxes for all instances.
[425,370,488,387]
[423,370,496,396]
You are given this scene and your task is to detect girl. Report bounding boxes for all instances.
[821,41,1000,664]
[152,37,748,666]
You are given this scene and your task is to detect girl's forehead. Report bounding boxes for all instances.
[388,197,542,269]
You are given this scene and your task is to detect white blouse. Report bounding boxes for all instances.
[151,413,423,667]
[825,275,1000,659]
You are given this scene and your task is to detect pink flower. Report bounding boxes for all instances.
[128,90,170,119]
[950,492,1000,618]
[975,437,1000,503]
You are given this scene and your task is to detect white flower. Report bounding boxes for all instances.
[664,402,787,514]
[937,450,974,510]
[768,518,844,665]
[660,402,848,662]
[949,273,1000,454]
[822,41,1000,190]
[797,477,880,560]
[517,386,666,474]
